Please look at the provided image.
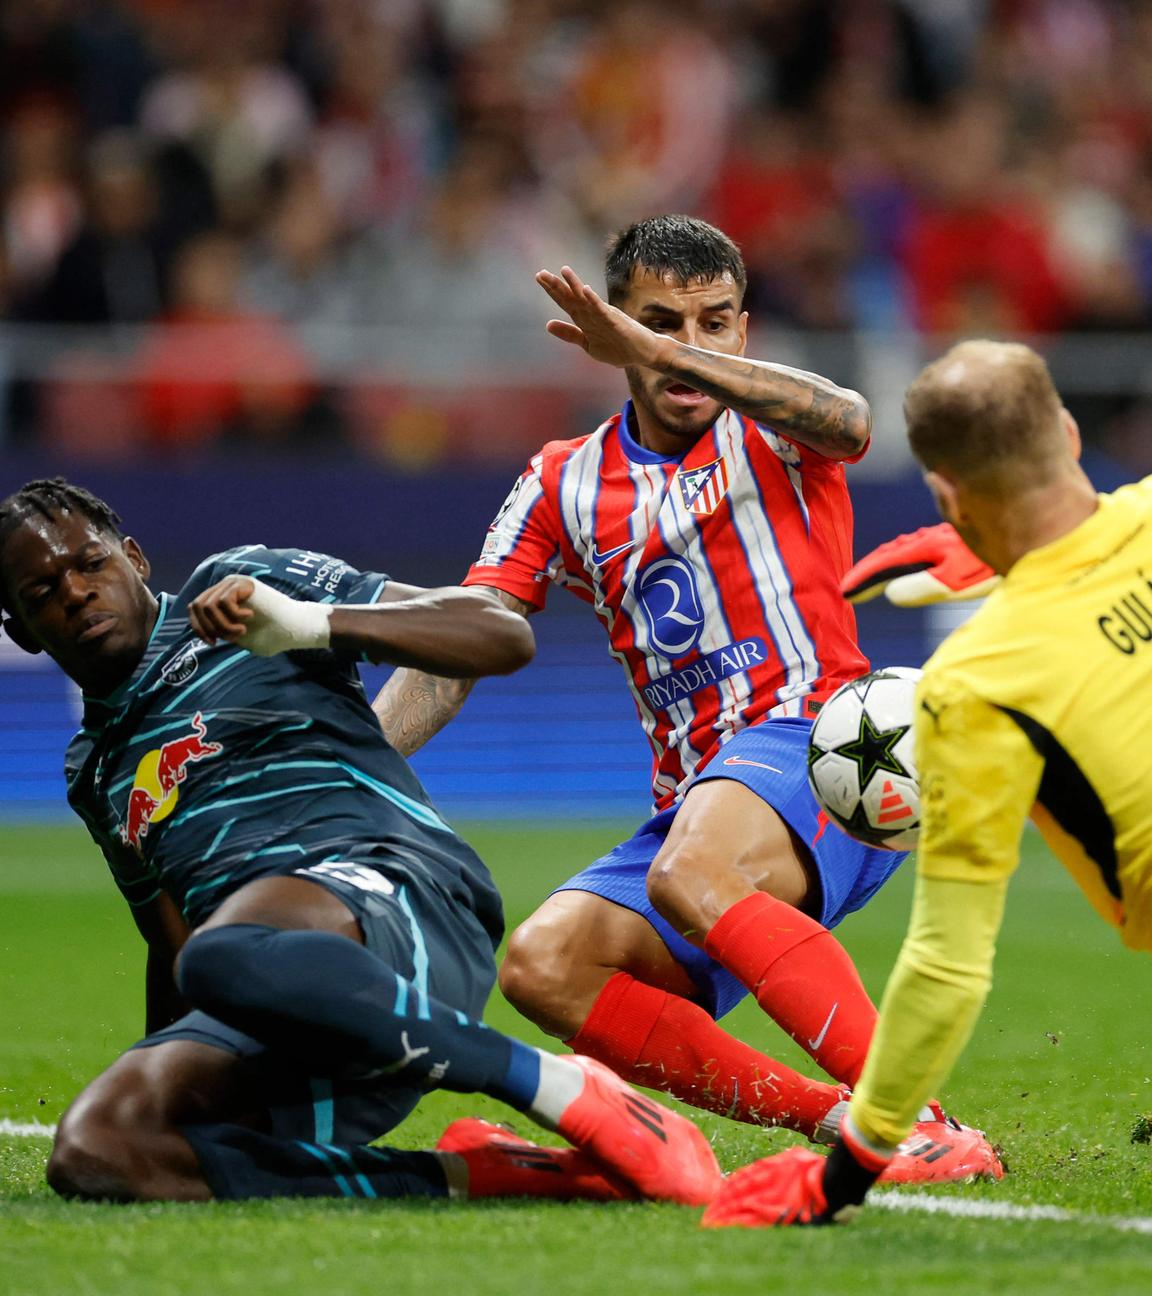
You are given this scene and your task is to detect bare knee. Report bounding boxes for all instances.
[499,913,606,1040]
[647,821,813,936]
[646,840,721,941]
[48,1081,161,1202]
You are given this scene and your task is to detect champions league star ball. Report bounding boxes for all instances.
[807,667,923,851]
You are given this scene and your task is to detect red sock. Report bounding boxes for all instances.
[566,971,843,1138]
[702,891,877,1086]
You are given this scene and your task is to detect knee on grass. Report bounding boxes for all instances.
[48,1089,158,1202]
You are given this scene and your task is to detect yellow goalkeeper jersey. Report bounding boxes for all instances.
[915,473,1152,948]
[848,475,1152,1151]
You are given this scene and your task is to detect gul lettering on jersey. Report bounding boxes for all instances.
[463,406,870,808]
[1097,574,1152,654]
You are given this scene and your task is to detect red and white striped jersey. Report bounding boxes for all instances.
[463,401,870,809]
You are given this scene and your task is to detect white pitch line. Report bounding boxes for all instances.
[1,1119,1150,1234]
[873,1190,1152,1235]
[0,1118,57,1138]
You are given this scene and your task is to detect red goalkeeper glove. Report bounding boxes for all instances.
[842,523,999,607]
[700,1141,882,1229]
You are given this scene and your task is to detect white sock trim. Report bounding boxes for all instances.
[526,1051,586,1131]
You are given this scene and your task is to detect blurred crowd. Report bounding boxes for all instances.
[3,0,1152,466]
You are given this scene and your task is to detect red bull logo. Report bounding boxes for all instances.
[120,712,223,851]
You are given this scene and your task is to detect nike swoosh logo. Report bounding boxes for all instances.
[723,756,783,773]
[808,1002,838,1051]
[589,540,632,566]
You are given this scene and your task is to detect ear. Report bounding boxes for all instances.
[122,536,151,582]
[737,311,749,356]
[1061,408,1082,461]
[924,469,965,528]
[1,612,42,655]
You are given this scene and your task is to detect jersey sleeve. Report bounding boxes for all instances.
[65,739,163,909]
[753,422,867,479]
[194,545,390,607]
[845,669,1043,1150]
[461,455,564,609]
[103,842,162,907]
[83,822,162,909]
[846,872,1010,1150]
[914,670,1043,885]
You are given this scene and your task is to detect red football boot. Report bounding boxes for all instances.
[880,1107,1005,1185]
[816,1095,1003,1183]
[547,1057,723,1206]
[435,1118,627,1201]
[701,1148,834,1228]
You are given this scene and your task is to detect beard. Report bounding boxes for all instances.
[624,366,724,446]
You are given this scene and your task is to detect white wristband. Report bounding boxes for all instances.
[242,579,333,656]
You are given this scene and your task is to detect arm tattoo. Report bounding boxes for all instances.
[372,587,535,757]
[374,670,477,757]
[664,345,871,457]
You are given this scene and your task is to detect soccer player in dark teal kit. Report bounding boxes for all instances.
[0,478,721,1205]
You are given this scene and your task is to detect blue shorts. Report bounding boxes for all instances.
[554,717,906,1021]
[136,850,498,1145]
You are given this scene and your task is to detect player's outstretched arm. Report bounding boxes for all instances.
[537,265,869,459]
[372,590,535,756]
[189,576,535,677]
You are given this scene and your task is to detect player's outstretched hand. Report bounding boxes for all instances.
[189,576,332,655]
[841,523,1000,607]
[701,1147,840,1229]
[536,266,666,370]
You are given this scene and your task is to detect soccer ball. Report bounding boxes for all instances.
[807,667,923,851]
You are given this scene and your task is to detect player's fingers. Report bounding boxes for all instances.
[187,602,217,644]
[536,269,575,308]
[208,577,256,632]
[189,598,246,643]
[560,265,586,294]
[841,578,890,606]
[884,571,951,607]
[545,320,587,347]
[193,592,253,640]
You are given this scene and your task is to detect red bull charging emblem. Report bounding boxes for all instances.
[120,711,223,850]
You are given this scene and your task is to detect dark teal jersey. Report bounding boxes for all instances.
[64,545,503,940]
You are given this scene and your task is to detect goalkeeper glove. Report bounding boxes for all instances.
[842,523,999,607]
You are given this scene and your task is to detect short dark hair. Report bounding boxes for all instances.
[604,215,747,305]
[0,478,123,615]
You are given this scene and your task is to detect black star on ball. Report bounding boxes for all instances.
[837,709,910,789]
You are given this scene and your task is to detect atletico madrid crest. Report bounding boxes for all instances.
[679,457,730,516]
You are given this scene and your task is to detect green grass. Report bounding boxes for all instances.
[3,823,1152,1296]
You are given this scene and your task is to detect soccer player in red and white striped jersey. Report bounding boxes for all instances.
[375,217,999,1181]
[467,334,870,810]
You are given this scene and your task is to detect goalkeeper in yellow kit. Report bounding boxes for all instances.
[703,338,1152,1227]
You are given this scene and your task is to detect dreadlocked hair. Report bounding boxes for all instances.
[0,478,123,615]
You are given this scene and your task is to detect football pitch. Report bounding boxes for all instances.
[2,823,1151,1296]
